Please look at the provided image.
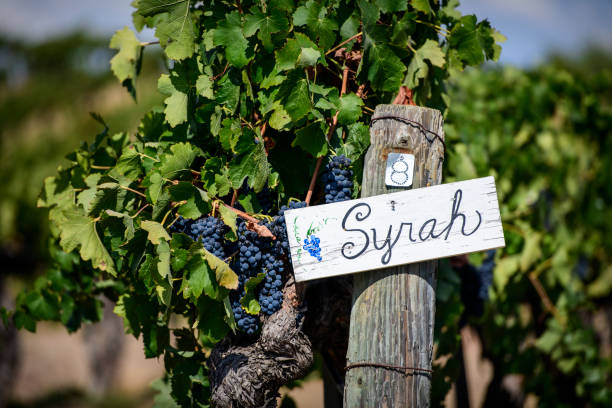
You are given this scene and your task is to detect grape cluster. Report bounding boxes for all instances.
[457,250,496,324]
[270,201,307,255]
[231,297,259,335]
[168,201,309,335]
[256,188,274,214]
[322,155,353,203]
[170,216,226,259]
[303,235,322,261]
[258,250,285,315]
[476,250,496,300]
[169,216,192,234]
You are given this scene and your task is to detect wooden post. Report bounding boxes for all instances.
[344,105,445,407]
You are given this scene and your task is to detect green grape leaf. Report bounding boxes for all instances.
[337,122,370,162]
[88,182,128,216]
[25,291,59,321]
[53,208,116,276]
[105,210,136,242]
[141,220,171,245]
[240,273,265,315]
[449,15,500,66]
[109,27,143,98]
[200,247,238,290]
[196,74,214,99]
[215,75,240,113]
[535,329,562,353]
[337,93,364,125]
[146,172,164,205]
[229,142,271,192]
[411,0,432,14]
[38,174,75,209]
[520,231,542,272]
[243,7,289,52]
[268,101,291,130]
[340,13,360,40]
[293,0,338,49]
[158,74,188,127]
[143,322,169,357]
[441,0,461,20]
[217,203,238,241]
[184,252,217,301]
[214,11,251,68]
[201,158,231,198]
[138,254,158,292]
[494,254,520,292]
[77,174,102,214]
[279,73,311,122]
[159,142,200,178]
[155,240,172,304]
[110,147,142,182]
[137,0,195,60]
[168,182,211,219]
[361,38,405,92]
[375,0,407,13]
[198,296,231,344]
[275,33,321,71]
[404,39,445,88]
[292,122,328,158]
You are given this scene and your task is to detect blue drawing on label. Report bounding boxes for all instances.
[303,235,322,261]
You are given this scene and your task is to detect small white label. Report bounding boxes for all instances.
[385,153,414,188]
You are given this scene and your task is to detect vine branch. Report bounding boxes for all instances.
[305,66,349,205]
[326,32,363,56]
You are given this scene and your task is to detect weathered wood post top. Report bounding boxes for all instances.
[344,104,444,407]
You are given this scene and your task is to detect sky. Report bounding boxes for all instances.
[0,0,610,66]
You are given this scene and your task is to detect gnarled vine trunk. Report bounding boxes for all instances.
[209,278,314,408]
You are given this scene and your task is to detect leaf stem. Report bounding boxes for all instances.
[91,165,112,170]
[305,66,349,205]
[119,185,146,198]
[131,203,151,218]
[161,201,187,226]
[211,63,230,81]
[414,19,450,36]
[527,267,565,327]
[326,32,363,56]
[138,152,160,162]
[140,40,160,46]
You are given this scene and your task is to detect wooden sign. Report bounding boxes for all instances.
[285,176,505,282]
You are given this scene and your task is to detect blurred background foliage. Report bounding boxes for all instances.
[433,48,612,406]
[0,33,164,272]
[0,29,610,408]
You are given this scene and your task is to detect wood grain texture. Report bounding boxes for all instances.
[344,105,445,408]
[285,177,505,282]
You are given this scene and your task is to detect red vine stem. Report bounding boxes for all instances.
[305,66,350,205]
[326,32,363,56]
[211,63,229,81]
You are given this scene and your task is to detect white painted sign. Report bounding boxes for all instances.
[385,153,414,187]
[285,176,505,282]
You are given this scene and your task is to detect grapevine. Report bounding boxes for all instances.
[6,1,504,406]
